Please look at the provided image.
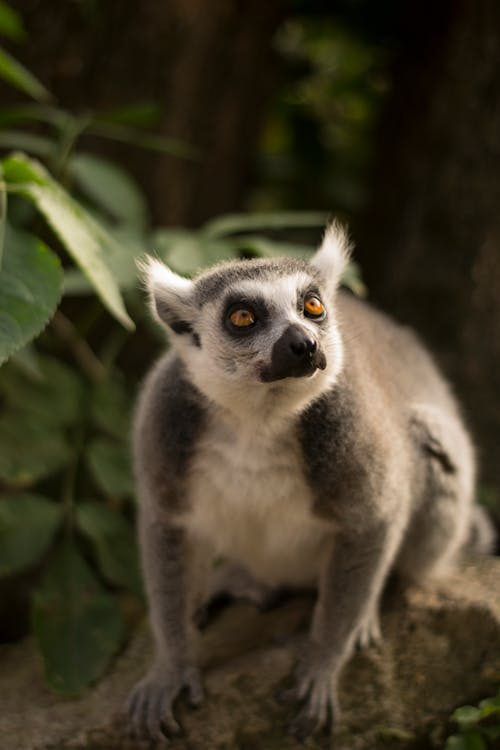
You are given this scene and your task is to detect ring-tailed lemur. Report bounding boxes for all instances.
[126,222,495,742]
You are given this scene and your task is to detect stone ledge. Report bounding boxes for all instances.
[1,557,499,750]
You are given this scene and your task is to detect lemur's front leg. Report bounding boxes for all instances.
[127,521,203,741]
[282,521,393,741]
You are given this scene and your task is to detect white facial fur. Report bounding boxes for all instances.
[144,222,350,427]
[180,274,342,425]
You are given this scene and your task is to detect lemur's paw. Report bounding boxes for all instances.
[356,610,382,650]
[126,664,203,742]
[277,644,338,741]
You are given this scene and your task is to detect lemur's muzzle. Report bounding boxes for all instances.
[260,324,327,382]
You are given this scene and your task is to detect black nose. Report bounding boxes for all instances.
[260,324,325,382]
[289,329,318,359]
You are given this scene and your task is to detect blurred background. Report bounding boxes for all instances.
[0,0,499,697]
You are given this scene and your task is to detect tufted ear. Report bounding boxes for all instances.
[139,257,195,335]
[310,221,351,293]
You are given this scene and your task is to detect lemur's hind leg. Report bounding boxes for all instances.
[396,404,477,584]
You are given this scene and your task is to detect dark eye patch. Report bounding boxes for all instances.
[297,285,328,324]
[222,294,270,338]
[297,285,320,308]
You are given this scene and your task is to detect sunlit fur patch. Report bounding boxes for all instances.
[139,256,194,330]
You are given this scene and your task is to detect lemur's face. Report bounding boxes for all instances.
[144,223,350,412]
[191,269,333,384]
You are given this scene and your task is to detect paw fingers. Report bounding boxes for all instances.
[185,673,204,708]
[126,683,149,738]
[144,691,169,740]
[288,708,318,744]
[160,706,182,738]
[126,680,182,743]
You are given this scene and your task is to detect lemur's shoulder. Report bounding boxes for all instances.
[335,290,458,415]
[133,352,208,514]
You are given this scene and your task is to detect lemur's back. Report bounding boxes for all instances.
[337,290,460,420]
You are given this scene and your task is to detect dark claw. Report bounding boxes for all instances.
[160,711,182,738]
[288,710,318,743]
[185,672,204,708]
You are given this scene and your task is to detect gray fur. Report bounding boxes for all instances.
[127,225,496,743]
[133,355,207,515]
[194,257,320,305]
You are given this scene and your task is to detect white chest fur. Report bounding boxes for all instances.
[185,412,333,586]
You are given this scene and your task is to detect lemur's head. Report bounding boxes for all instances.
[143,222,350,416]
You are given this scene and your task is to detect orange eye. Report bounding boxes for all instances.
[304,296,325,318]
[229,309,256,327]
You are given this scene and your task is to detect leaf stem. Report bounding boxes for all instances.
[51,310,106,383]
[51,113,92,180]
[62,448,78,532]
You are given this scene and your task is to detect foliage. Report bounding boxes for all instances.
[0,354,138,694]
[3,152,133,330]
[444,690,500,750]
[0,1,51,102]
[251,17,388,213]
[33,536,124,695]
[0,224,62,366]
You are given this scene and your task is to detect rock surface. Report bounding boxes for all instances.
[1,557,500,750]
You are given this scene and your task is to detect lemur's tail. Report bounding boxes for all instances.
[468,505,497,556]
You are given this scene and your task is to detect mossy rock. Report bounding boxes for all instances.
[1,558,500,750]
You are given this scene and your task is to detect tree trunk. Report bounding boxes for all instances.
[11,0,285,226]
[356,0,500,489]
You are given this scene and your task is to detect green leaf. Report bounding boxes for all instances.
[87,120,198,159]
[0,45,51,102]
[445,735,487,750]
[63,224,146,294]
[0,223,63,366]
[33,536,123,694]
[10,344,43,379]
[0,164,5,267]
[0,130,56,157]
[68,153,149,229]
[90,374,131,440]
[0,493,62,576]
[152,228,239,276]
[0,1,25,40]
[203,211,330,238]
[479,693,500,713]
[2,153,134,330]
[0,408,71,485]
[95,103,160,127]
[77,501,142,596]
[376,726,416,742]
[232,235,312,260]
[0,104,69,129]
[86,437,134,497]
[453,706,482,728]
[462,731,486,750]
[0,353,85,426]
[445,736,468,750]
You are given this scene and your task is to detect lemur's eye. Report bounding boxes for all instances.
[304,296,325,319]
[229,309,256,328]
